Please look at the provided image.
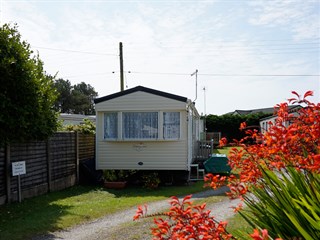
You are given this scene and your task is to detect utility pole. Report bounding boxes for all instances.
[119,42,124,91]
[191,69,198,102]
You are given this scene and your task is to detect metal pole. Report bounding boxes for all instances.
[203,87,207,139]
[17,174,21,203]
[191,69,198,102]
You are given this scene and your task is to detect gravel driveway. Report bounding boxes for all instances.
[33,186,241,240]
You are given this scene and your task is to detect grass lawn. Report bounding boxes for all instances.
[0,181,207,240]
[212,146,242,156]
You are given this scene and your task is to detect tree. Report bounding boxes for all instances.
[206,112,271,141]
[53,78,73,113]
[72,82,97,115]
[54,79,98,115]
[0,24,58,145]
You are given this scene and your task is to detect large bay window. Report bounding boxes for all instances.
[103,111,181,140]
[123,112,158,139]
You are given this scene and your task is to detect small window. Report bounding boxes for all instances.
[163,112,180,139]
[104,112,118,139]
[122,112,158,139]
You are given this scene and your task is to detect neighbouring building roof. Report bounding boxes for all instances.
[226,105,302,116]
[94,86,188,104]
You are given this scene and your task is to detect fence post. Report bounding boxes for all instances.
[75,132,79,184]
[46,139,52,192]
[5,144,11,203]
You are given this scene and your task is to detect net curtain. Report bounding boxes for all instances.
[123,112,158,139]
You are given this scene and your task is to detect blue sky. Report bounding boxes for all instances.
[1,0,319,115]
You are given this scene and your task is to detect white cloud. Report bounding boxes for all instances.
[292,14,320,40]
[248,0,319,40]
[4,2,55,44]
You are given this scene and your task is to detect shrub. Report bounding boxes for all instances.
[103,170,136,182]
[134,195,231,239]
[141,172,161,189]
[133,91,319,240]
[60,119,95,134]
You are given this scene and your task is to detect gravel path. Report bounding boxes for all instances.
[33,186,241,240]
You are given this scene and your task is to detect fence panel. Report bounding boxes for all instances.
[0,132,96,205]
[79,134,95,161]
[50,132,76,181]
[10,141,47,193]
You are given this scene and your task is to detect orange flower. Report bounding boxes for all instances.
[250,229,270,240]
[133,204,147,221]
[133,91,318,240]
[239,122,247,130]
[219,137,228,147]
[232,203,243,213]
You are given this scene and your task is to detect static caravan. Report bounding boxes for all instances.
[59,113,96,126]
[259,105,302,134]
[94,86,202,180]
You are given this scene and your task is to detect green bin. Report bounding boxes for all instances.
[204,154,231,174]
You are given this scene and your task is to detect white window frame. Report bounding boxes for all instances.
[163,111,181,140]
[103,112,118,139]
[103,111,181,141]
[122,111,159,140]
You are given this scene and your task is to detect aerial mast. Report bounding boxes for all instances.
[191,69,198,103]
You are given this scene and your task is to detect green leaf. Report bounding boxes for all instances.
[285,211,314,240]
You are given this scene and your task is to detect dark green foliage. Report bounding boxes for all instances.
[239,167,320,240]
[205,112,271,141]
[0,24,58,145]
[54,79,98,115]
[53,78,73,113]
[103,170,136,182]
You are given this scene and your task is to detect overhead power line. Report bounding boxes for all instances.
[155,42,320,49]
[60,70,319,79]
[126,38,320,47]
[130,71,188,76]
[199,73,320,77]
[32,46,118,56]
[130,71,319,77]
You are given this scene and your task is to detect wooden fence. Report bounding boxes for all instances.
[0,132,95,205]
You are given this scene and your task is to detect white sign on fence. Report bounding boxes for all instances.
[12,161,26,176]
